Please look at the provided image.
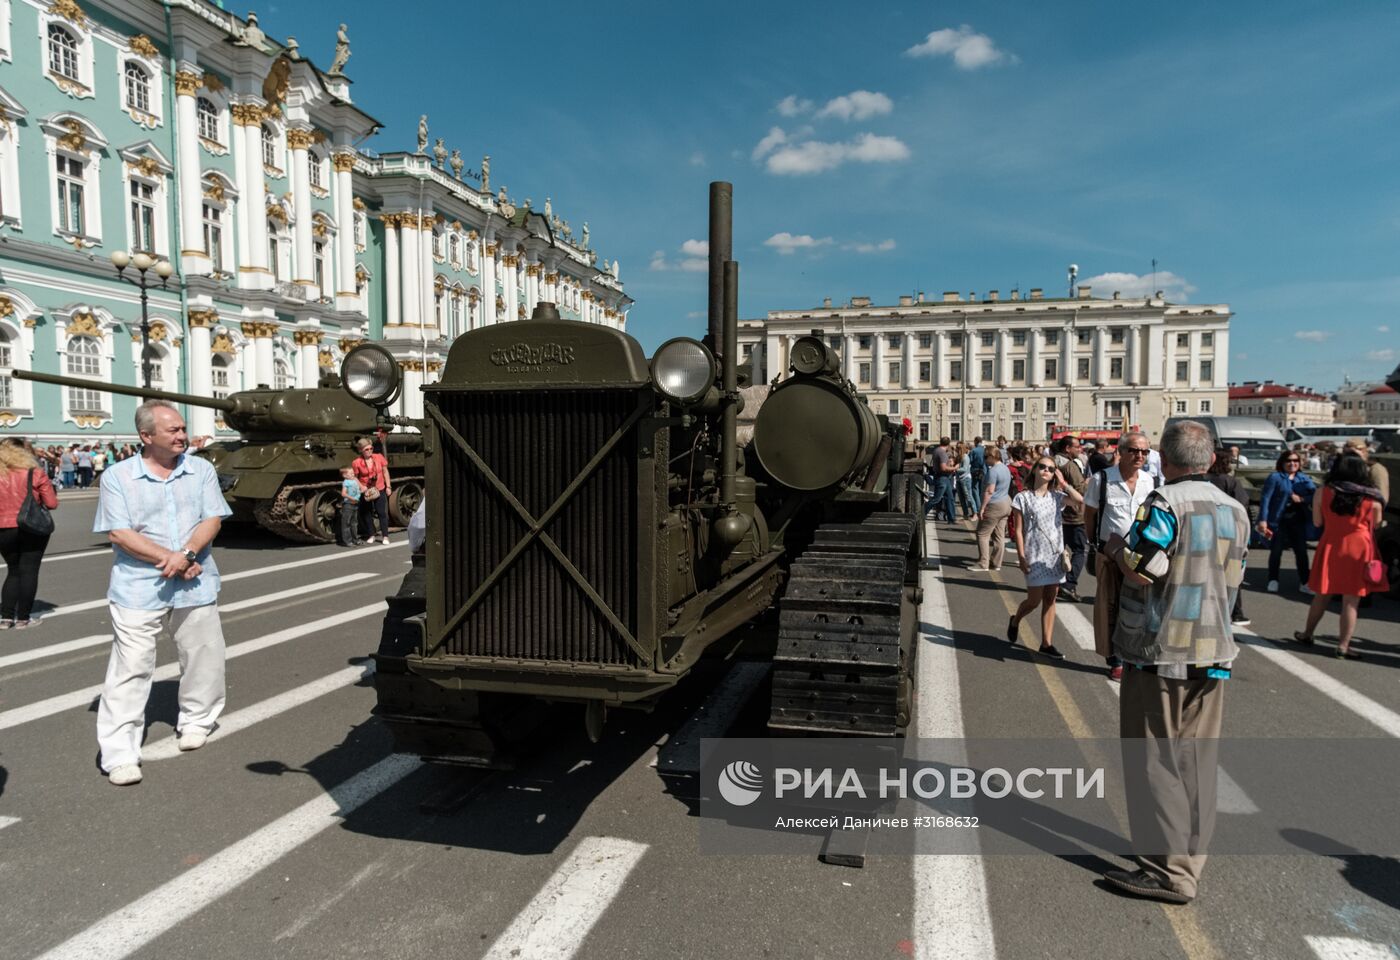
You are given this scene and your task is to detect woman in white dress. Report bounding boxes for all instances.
[1007,456,1085,659]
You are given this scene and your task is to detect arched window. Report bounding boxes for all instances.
[65,335,102,411]
[48,25,79,81]
[211,353,230,399]
[449,290,462,333]
[309,151,324,190]
[196,98,219,142]
[124,63,151,114]
[272,358,289,390]
[261,124,277,169]
[0,328,14,408]
[449,233,460,264]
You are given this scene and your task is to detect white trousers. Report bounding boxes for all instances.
[96,602,226,772]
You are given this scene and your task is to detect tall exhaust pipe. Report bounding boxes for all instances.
[707,181,732,354]
[720,259,739,508]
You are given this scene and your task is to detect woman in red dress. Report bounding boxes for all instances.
[1293,454,1388,659]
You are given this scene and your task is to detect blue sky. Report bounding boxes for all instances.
[269,1,1399,389]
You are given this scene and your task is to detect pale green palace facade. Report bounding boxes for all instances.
[0,0,630,442]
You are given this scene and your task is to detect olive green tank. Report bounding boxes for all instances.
[14,370,424,542]
[354,183,926,767]
[1374,362,1400,587]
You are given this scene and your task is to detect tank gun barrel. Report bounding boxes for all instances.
[15,369,237,412]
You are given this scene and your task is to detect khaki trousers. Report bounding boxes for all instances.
[1120,669,1224,899]
[1092,552,1124,660]
[975,498,1012,569]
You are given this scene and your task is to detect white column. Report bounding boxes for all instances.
[173,69,210,274]
[1093,326,1108,386]
[965,328,979,387]
[230,107,252,274]
[245,322,275,385]
[902,331,915,388]
[525,261,539,314]
[872,334,886,389]
[296,329,321,386]
[399,214,420,328]
[1188,331,1201,388]
[765,330,783,382]
[382,216,400,329]
[933,331,947,388]
[402,363,424,419]
[1126,325,1142,386]
[1164,328,1178,388]
[481,236,497,325]
[1060,326,1074,386]
[420,215,435,334]
[1147,322,1164,386]
[1212,329,1229,387]
[1028,328,1042,387]
[503,255,519,323]
[996,328,1010,387]
[332,152,358,311]
[187,310,215,438]
[286,128,315,291]
[843,333,857,382]
[237,109,270,286]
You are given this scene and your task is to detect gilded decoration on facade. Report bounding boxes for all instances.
[485,243,498,257]
[173,71,202,97]
[352,197,366,212]
[49,0,87,28]
[128,34,158,58]
[318,348,334,367]
[67,312,101,337]
[332,152,356,173]
[284,128,314,150]
[262,56,291,113]
[56,119,88,155]
[73,415,106,429]
[231,103,263,127]
[202,73,224,94]
[203,180,225,202]
[544,273,559,285]
[400,359,424,372]
[339,338,364,352]
[0,413,19,427]
[293,329,323,347]
[312,220,329,238]
[187,308,217,328]
[0,297,13,318]
[128,156,161,179]
[210,331,234,353]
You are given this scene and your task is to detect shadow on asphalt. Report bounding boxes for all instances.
[1283,828,1400,911]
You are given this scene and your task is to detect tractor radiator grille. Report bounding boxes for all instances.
[435,389,642,666]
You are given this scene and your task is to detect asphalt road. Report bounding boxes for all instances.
[0,494,1396,960]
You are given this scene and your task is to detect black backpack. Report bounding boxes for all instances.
[17,468,55,537]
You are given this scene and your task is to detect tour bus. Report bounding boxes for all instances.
[1283,423,1398,451]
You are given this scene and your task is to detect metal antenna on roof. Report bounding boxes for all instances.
[1151,258,1157,296]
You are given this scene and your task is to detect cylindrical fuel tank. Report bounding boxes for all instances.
[752,375,881,491]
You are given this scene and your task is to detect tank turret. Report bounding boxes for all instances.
[14,369,422,542]
[15,370,379,436]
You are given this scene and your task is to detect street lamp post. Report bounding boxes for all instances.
[109,250,174,389]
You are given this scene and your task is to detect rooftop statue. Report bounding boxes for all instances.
[328,23,350,76]
[450,149,464,180]
[481,155,490,192]
[433,138,447,169]
[417,115,428,154]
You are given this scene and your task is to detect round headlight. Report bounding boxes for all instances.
[651,337,715,405]
[340,344,401,406]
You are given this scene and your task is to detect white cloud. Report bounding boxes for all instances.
[1294,330,1333,343]
[765,132,910,175]
[846,239,897,254]
[650,239,709,272]
[686,310,705,320]
[905,25,1017,70]
[816,90,893,122]
[752,125,789,161]
[1366,348,1395,362]
[1235,353,1249,361]
[1379,324,1391,333]
[1079,270,1196,301]
[688,151,706,167]
[765,232,834,256]
[776,95,813,117]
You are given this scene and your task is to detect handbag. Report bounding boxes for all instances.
[1363,522,1388,590]
[17,468,55,537]
[1060,547,1073,574]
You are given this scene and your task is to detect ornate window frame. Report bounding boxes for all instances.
[117,35,162,128]
[0,85,27,227]
[196,93,228,153]
[0,288,39,424]
[200,171,236,276]
[127,312,183,391]
[41,112,107,246]
[53,305,119,428]
[307,144,329,197]
[38,6,93,99]
[120,141,172,257]
[260,118,284,177]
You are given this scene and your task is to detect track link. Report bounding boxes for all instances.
[769,512,918,736]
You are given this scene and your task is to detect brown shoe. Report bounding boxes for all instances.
[1102,868,1193,904]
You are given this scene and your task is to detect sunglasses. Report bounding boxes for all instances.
[1285,458,1300,463]
[1123,448,1149,455]
[1036,464,1056,471]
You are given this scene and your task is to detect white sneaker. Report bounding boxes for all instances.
[1299,584,1315,596]
[1266,580,1279,593]
[108,764,143,786]
[177,729,208,752]
[969,564,990,572]
[380,536,391,544]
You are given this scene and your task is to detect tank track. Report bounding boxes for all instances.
[769,512,918,736]
[253,481,342,543]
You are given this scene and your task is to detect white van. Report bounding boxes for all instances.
[1165,416,1288,464]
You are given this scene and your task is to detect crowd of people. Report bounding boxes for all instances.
[923,426,1391,670]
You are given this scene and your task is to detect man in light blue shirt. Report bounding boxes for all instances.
[94,400,232,786]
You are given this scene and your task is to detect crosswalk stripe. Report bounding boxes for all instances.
[1305,936,1396,960]
[914,520,998,960]
[35,542,405,622]
[0,602,386,733]
[32,752,422,960]
[1235,629,1400,738]
[481,836,648,960]
[0,815,20,831]
[1054,605,1260,814]
[0,573,378,671]
[142,661,376,762]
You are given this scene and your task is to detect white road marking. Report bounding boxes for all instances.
[1055,605,1260,814]
[142,661,376,762]
[1234,628,1400,738]
[1305,936,1396,960]
[0,603,386,733]
[0,573,377,671]
[6,547,112,566]
[32,752,421,960]
[481,836,648,960]
[35,542,405,622]
[914,520,998,960]
[656,661,769,777]
[0,815,20,831]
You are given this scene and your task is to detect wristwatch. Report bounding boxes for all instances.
[182,549,198,563]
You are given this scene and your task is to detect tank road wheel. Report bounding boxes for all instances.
[301,488,340,543]
[389,480,424,527]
